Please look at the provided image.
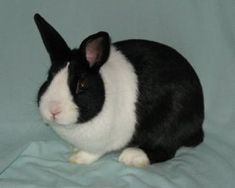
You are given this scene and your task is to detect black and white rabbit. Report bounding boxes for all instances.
[34,14,204,167]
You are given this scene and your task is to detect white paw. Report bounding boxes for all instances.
[119,147,150,168]
[69,151,100,165]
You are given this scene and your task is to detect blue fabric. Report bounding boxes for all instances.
[0,1,235,187]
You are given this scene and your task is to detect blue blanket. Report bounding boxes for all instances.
[0,1,235,187]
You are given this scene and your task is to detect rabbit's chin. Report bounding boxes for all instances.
[44,118,78,128]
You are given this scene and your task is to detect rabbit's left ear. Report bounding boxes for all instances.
[80,31,111,69]
[34,13,71,62]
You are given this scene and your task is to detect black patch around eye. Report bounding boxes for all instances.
[76,79,87,94]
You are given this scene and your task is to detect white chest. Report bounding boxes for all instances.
[51,47,138,155]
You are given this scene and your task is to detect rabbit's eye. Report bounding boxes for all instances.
[76,80,86,94]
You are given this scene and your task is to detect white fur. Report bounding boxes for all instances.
[39,46,139,162]
[39,64,79,125]
[69,151,101,165]
[119,147,150,167]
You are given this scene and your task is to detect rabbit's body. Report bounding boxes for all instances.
[34,14,204,167]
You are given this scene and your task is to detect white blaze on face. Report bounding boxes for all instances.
[39,64,79,125]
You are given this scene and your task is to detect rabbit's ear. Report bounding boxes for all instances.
[80,32,110,70]
[34,14,70,62]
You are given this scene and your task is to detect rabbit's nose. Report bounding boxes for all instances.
[51,108,61,117]
[49,101,62,119]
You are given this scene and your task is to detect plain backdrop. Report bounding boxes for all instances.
[0,1,235,187]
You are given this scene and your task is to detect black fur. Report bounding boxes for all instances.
[114,40,204,163]
[68,49,106,122]
[34,14,70,62]
[35,14,204,164]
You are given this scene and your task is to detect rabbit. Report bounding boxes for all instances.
[34,14,204,168]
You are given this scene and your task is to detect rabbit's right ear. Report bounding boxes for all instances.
[34,14,70,62]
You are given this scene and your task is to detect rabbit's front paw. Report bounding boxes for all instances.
[69,151,100,165]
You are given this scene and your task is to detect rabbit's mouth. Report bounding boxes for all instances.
[39,104,79,126]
